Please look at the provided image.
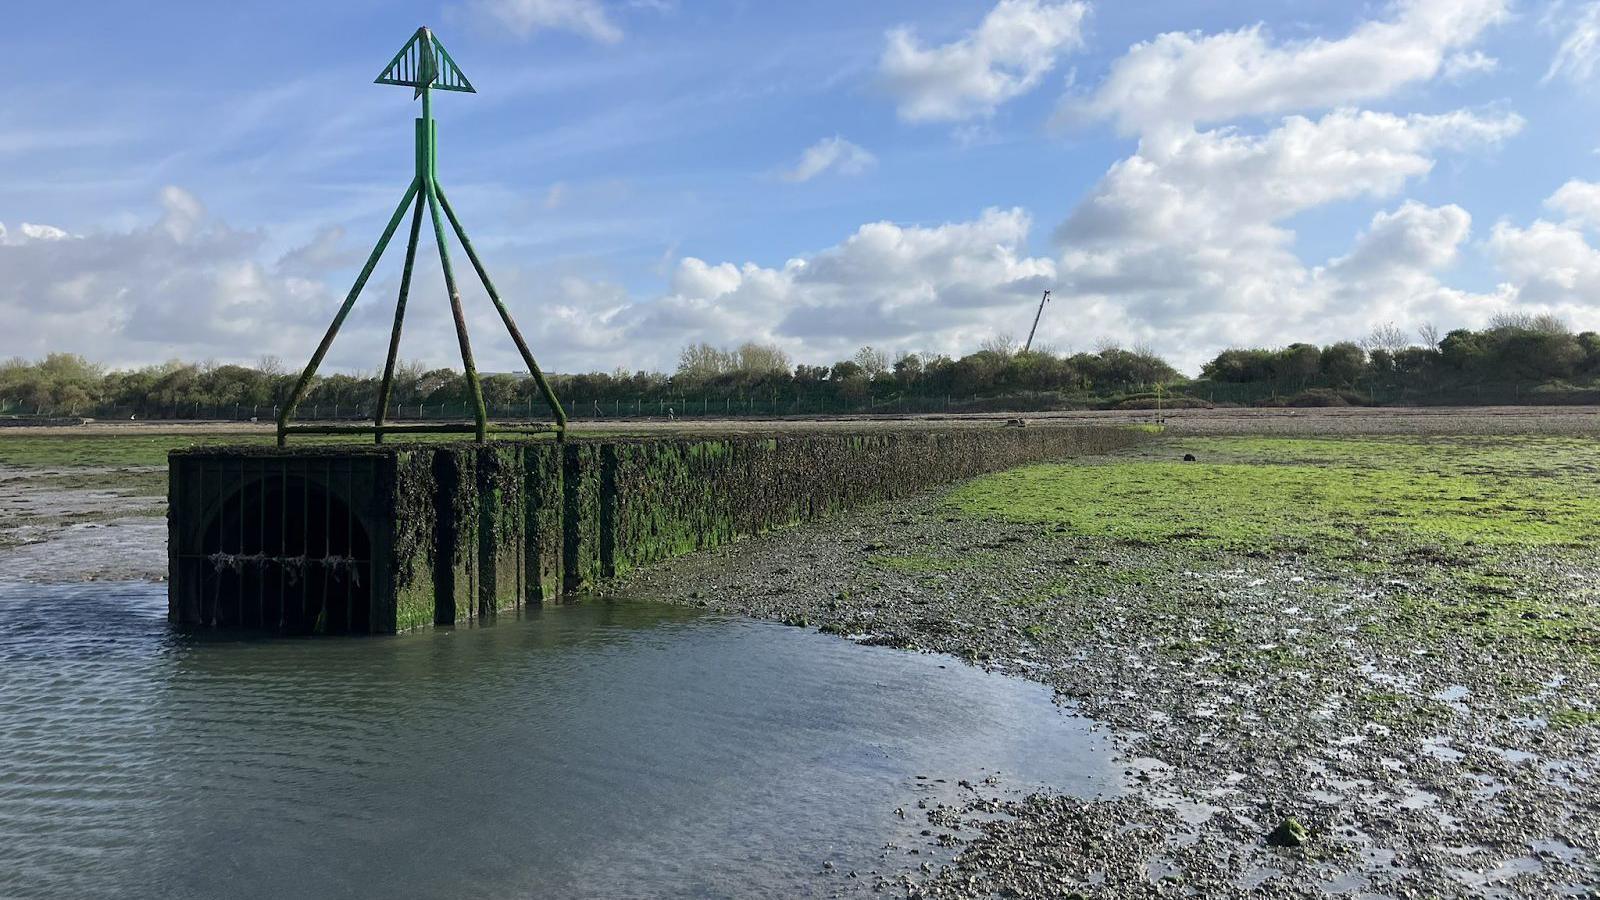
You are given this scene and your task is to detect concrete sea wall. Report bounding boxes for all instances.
[169,425,1151,634]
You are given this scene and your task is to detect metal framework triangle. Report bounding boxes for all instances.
[278,27,561,447]
[375,28,475,94]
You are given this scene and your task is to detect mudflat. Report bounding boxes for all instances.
[4,409,1598,896]
[614,417,1600,897]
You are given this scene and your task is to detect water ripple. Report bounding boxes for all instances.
[0,581,1119,899]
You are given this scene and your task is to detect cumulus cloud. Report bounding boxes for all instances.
[1311,203,1509,342]
[276,227,355,278]
[1329,201,1471,280]
[0,186,1068,374]
[880,0,1088,123]
[610,208,1055,363]
[1545,179,1600,229]
[0,187,339,366]
[1488,181,1600,328]
[466,0,623,43]
[1072,0,1508,135]
[1027,0,1532,369]
[1545,1,1600,84]
[1049,106,1522,363]
[1489,219,1600,304]
[781,136,877,182]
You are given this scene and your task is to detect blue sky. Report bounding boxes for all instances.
[5,0,1600,375]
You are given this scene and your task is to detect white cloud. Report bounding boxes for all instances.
[0,187,1066,375]
[1311,203,1511,343]
[1,222,72,245]
[1026,0,1534,370]
[467,0,623,43]
[1049,101,1521,368]
[1546,179,1600,229]
[880,0,1089,123]
[1443,50,1499,81]
[276,227,353,278]
[1488,181,1600,327]
[0,187,336,367]
[1489,218,1600,303]
[610,207,1056,364]
[1329,201,1471,279]
[1073,0,1508,136]
[782,136,877,182]
[1545,1,1600,84]
[1058,108,1520,256]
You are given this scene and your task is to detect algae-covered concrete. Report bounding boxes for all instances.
[600,426,1149,580]
[168,424,1151,633]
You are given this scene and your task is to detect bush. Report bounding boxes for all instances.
[1110,394,1211,410]
[1270,388,1371,407]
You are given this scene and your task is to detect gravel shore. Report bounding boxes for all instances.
[609,433,1600,899]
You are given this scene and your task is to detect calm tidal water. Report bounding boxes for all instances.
[0,582,1119,899]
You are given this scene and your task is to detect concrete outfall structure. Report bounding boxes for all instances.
[167,425,1151,634]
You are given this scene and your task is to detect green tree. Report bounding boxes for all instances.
[1320,342,1366,386]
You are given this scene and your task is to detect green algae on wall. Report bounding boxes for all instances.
[475,445,526,618]
[599,426,1151,583]
[389,449,439,632]
[168,425,1151,634]
[523,444,564,603]
[431,447,480,625]
[562,442,604,593]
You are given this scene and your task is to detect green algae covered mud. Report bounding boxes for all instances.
[948,435,1600,549]
[615,430,1600,897]
[165,425,1150,633]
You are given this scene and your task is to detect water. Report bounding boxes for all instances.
[0,582,1120,899]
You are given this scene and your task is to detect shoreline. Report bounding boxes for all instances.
[3,411,1598,897]
[607,431,1600,898]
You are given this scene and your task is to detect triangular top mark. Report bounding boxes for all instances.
[375,27,476,97]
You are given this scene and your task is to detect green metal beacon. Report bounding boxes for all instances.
[276,27,567,446]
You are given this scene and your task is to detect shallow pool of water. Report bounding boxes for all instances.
[0,582,1120,899]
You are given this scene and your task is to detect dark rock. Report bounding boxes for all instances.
[1267,817,1309,847]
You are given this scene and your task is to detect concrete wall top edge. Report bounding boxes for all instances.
[171,423,1144,458]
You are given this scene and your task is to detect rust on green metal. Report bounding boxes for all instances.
[278,26,567,447]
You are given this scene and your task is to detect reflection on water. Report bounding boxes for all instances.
[0,582,1119,899]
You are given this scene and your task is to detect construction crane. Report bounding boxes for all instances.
[1023,290,1051,353]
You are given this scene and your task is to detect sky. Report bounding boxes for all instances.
[5,0,1600,376]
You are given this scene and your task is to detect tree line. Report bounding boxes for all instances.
[1198,315,1600,401]
[0,338,1180,418]
[6,315,1599,418]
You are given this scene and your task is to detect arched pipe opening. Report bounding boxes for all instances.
[193,474,374,635]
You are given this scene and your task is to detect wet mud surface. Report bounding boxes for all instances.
[614,433,1600,899]
[0,464,166,582]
